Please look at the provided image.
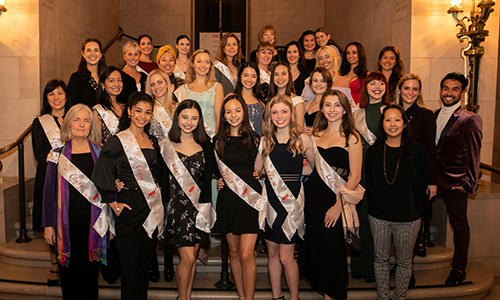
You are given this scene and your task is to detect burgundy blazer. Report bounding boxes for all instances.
[434,106,482,195]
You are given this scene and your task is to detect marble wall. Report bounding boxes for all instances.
[0,0,40,178]
[324,0,412,72]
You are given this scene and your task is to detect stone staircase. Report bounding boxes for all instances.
[0,234,495,300]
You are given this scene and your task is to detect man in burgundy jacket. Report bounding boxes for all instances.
[434,72,482,286]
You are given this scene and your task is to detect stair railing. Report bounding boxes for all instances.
[0,124,32,243]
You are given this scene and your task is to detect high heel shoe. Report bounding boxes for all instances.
[47,262,59,286]
[273,295,285,300]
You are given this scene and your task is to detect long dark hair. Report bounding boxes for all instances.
[168,100,209,146]
[284,41,306,72]
[377,46,406,102]
[268,61,295,99]
[339,42,368,83]
[358,72,391,109]
[215,95,259,157]
[77,38,107,79]
[40,80,71,115]
[374,105,412,162]
[118,92,154,133]
[313,90,359,147]
[298,30,315,52]
[215,33,245,67]
[96,66,122,110]
[234,62,263,102]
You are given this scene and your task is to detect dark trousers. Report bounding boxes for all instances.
[441,190,470,271]
[115,227,156,300]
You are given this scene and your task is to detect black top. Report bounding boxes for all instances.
[405,102,437,185]
[69,153,93,216]
[68,72,99,107]
[32,115,62,170]
[293,69,311,96]
[304,111,319,127]
[215,65,239,97]
[92,135,164,205]
[365,141,428,222]
[119,71,147,104]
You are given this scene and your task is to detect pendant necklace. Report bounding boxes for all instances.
[383,142,403,185]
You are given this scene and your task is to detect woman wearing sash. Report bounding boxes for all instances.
[303,67,333,136]
[93,92,164,300]
[42,104,111,300]
[298,90,363,300]
[214,33,244,97]
[256,42,275,101]
[365,105,428,300]
[145,68,177,282]
[32,79,70,285]
[93,66,124,144]
[67,38,106,107]
[174,49,224,136]
[301,46,354,106]
[234,62,265,136]
[350,71,391,283]
[267,62,305,130]
[160,100,218,300]
[214,95,262,300]
[256,95,314,300]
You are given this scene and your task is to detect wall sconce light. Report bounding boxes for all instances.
[0,0,8,18]
[447,0,496,112]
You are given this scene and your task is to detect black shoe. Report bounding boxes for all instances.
[364,276,376,283]
[150,269,160,283]
[351,272,364,279]
[414,244,427,257]
[409,272,416,288]
[390,265,396,276]
[445,269,466,286]
[164,269,174,282]
[47,270,59,286]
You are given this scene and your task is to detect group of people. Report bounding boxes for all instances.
[31,24,483,300]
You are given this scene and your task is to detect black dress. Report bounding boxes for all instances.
[263,138,303,244]
[68,72,99,107]
[304,111,319,127]
[31,115,61,232]
[163,150,210,247]
[215,137,261,235]
[299,147,349,300]
[59,153,99,300]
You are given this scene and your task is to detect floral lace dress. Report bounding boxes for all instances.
[162,150,210,247]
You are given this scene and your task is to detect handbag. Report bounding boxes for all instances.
[340,194,362,251]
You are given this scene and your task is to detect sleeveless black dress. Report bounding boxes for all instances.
[263,137,304,244]
[299,147,350,300]
[215,137,261,235]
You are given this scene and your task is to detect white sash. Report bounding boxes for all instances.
[259,142,305,241]
[94,104,120,136]
[153,100,173,136]
[259,67,270,84]
[214,150,272,230]
[38,114,63,150]
[311,138,364,234]
[58,153,115,237]
[159,138,216,233]
[214,61,238,89]
[173,65,186,80]
[116,130,164,238]
[353,107,377,145]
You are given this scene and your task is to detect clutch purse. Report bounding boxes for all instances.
[340,194,362,251]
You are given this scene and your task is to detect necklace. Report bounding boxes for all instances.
[383,142,402,185]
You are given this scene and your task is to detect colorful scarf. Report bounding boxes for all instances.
[55,140,109,266]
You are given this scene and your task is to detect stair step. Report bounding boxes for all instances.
[0,260,493,299]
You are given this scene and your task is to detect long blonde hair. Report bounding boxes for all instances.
[145,69,176,115]
[261,95,303,158]
[185,49,216,85]
[316,46,339,76]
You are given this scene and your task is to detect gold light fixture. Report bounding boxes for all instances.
[447,0,496,112]
[0,0,7,18]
